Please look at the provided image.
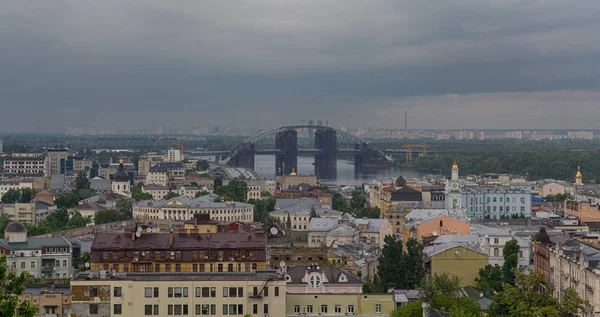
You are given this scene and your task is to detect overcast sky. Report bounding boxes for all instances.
[1,0,599,132]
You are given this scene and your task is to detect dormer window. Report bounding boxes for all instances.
[338,274,348,283]
[309,274,322,287]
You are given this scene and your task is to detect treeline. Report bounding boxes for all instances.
[402,140,600,182]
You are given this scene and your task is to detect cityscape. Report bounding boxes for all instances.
[1,1,600,317]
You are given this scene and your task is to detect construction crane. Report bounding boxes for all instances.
[402,144,428,162]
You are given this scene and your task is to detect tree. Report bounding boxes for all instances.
[260,191,272,197]
[377,235,424,291]
[74,252,91,272]
[503,239,519,286]
[286,214,291,229]
[350,190,366,210]
[309,206,319,219]
[132,183,153,201]
[195,190,210,198]
[362,275,382,294]
[0,254,37,317]
[95,209,125,225]
[214,180,248,202]
[1,188,34,204]
[392,300,423,317]
[488,270,587,317]
[75,172,91,190]
[475,264,504,293]
[196,159,210,171]
[214,178,223,190]
[163,192,180,200]
[67,212,92,228]
[54,192,81,209]
[420,273,480,316]
[0,214,12,236]
[115,199,133,219]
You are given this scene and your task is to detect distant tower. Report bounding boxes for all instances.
[575,164,583,186]
[446,160,463,219]
[111,158,131,195]
[404,111,407,130]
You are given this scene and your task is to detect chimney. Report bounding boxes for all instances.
[131,228,136,241]
[169,229,174,248]
[207,228,211,239]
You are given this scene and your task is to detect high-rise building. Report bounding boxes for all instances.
[47,149,71,175]
[317,120,323,126]
[308,120,314,138]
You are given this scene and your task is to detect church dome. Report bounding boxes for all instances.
[395,175,407,188]
[451,160,459,171]
[5,221,27,233]
[576,165,582,179]
[113,159,130,182]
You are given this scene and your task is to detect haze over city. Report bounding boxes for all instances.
[1,1,600,132]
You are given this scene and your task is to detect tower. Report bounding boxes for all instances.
[575,164,583,186]
[446,160,463,218]
[111,158,131,195]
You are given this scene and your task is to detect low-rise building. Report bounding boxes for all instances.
[565,200,600,223]
[285,265,363,293]
[402,215,470,243]
[1,201,57,225]
[0,222,73,280]
[19,284,71,317]
[276,172,317,190]
[143,184,171,200]
[145,162,185,186]
[90,224,267,273]
[286,293,394,316]
[280,183,333,208]
[71,270,286,317]
[0,181,34,199]
[133,196,254,223]
[471,224,531,267]
[270,199,343,231]
[424,243,488,287]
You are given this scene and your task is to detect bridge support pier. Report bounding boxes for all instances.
[275,129,297,176]
[354,144,364,175]
[314,129,337,180]
[230,144,254,169]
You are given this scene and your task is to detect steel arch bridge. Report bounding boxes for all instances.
[221,125,392,166]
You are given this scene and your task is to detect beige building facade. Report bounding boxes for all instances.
[70,271,286,317]
[286,293,395,316]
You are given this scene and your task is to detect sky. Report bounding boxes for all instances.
[1,0,600,132]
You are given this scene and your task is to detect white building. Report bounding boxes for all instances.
[0,222,73,279]
[133,195,254,223]
[2,153,49,177]
[269,198,344,231]
[111,159,130,196]
[504,131,522,139]
[568,131,594,140]
[470,224,531,267]
[167,149,182,162]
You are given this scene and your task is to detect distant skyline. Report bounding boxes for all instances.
[1,1,599,132]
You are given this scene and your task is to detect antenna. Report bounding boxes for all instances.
[135,231,141,238]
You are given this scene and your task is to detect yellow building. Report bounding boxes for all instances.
[286,293,395,316]
[18,285,71,317]
[183,213,219,233]
[424,244,488,286]
[70,271,286,317]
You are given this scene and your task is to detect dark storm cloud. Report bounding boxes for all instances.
[1,0,599,131]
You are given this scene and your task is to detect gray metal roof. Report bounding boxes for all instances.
[308,218,339,232]
[74,270,283,281]
[0,237,71,251]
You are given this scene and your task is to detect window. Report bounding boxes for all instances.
[521,197,526,204]
[494,248,500,257]
[210,305,216,315]
[210,287,216,297]
[90,304,99,314]
[309,274,321,287]
[321,305,328,313]
[348,305,355,313]
[193,264,198,272]
[223,287,229,297]
[229,305,237,315]
[89,287,98,297]
[494,238,499,244]
[253,304,258,315]
[238,287,243,298]
[263,287,269,297]
[168,305,173,315]
[223,305,228,315]
[520,206,525,212]
[114,287,122,297]
[519,251,524,258]
[335,305,342,313]
[493,197,496,202]
[168,288,174,298]
[183,287,188,298]
[114,304,122,315]
[294,305,300,313]
[274,286,279,297]
[145,305,153,315]
[174,287,182,298]
[154,287,159,298]
[196,287,201,297]
[146,287,153,298]
[307,305,313,313]
[176,264,182,272]
[154,305,159,316]
[183,305,188,315]
[21,262,25,269]
[375,304,382,313]
[229,287,237,297]
[196,305,202,315]
[63,260,67,267]
[155,264,160,272]
[166,264,171,272]
[264,304,269,314]
[203,304,210,315]
[31,261,35,269]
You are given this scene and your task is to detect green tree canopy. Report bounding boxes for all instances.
[95,209,125,225]
[132,183,153,201]
[74,172,91,190]
[1,188,34,204]
[475,264,504,293]
[503,239,520,286]
[196,160,210,171]
[0,254,37,317]
[214,180,248,202]
[163,192,180,200]
[115,199,133,219]
[377,235,424,292]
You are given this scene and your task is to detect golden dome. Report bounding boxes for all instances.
[290,168,297,176]
[119,158,124,164]
[576,165,582,178]
[451,160,459,171]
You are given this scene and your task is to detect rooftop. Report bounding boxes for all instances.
[0,237,71,250]
[74,270,283,281]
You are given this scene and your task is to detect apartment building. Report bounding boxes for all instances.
[461,185,532,219]
[0,222,73,280]
[2,153,48,177]
[47,149,71,175]
[70,270,286,317]
[19,285,71,317]
[0,181,34,198]
[1,201,57,225]
[90,224,268,273]
[145,162,186,186]
[133,195,254,223]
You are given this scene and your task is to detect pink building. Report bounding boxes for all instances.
[285,265,363,294]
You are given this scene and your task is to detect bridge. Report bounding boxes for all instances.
[185,126,434,179]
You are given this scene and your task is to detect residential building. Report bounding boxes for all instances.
[137,156,152,176]
[167,148,182,162]
[286,293,394,316]
[533,227,554,283]
[402,215,470,243]
[143,184,171,200]
[260,179,277,196]
[470,224,531,267]
[70,270,286,317]
[0,222,73,279]
[421,185,446,203]
[179,185,213,198]
[424,243,488,286]
[133,196,254,223]
[285,265,363,293]
[460,184,532,220]
[47,149,71,175]
[276,172,317,190]
[90,177,110,193]
[382,202,445,236]
[19,284,71,317]
[0,181,34,199]
[565,200,600,223]
[353,218,393,249]
[0,201,57,225]
[3,153,48,177]
[568,131,594,140]
[247,180,261,200]
[90,225,267,273]
[540,180,574,197]
[270,199,343,231]
[145,162,186,186]
[504,131,522,139]
[279,183,333,208]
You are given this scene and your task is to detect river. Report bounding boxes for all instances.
[253,155,425,186]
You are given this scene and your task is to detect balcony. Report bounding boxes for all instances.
[41,267,55,273]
